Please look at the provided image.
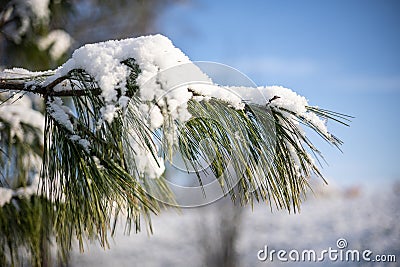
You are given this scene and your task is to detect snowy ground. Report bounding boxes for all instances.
[70,183,400,267]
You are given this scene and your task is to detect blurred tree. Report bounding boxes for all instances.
[0,0,181,70]
[199,200,243,267]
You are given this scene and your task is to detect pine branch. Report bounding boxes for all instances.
[0,35,351,266]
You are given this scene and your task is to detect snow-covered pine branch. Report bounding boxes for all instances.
[0,34,350,265]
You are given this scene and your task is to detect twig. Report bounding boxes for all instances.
[0,79,102,97]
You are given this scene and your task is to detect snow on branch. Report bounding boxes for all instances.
[0,34,351,213]
[0,35,352,267]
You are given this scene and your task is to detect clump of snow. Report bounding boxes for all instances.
[46,34,195,125]
[47,97,91,153]
[37,29,73,60]
[0,67,53,79]
[0,188,13,206]
[189,83,245,109]
[0,92,44,141]
[47,97,74,132]
[0,174,42,207]
[69,135,91,153]
[128,131,165,179]
[92,156,104,170]
[149,105,164,129]
[13,173,40,197]
[230,85,330,137]
[26,0,50,21]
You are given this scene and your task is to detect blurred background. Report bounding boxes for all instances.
[1,0,399,266]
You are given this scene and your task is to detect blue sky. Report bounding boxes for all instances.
[158,0,400,187]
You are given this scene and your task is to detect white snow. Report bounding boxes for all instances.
[47,97,74,132]
[149,105,164,129]
[46,97,91,153]
[0,93,44,141]
[13,173,40,198]
[37,29,73,60]
[26,0,50,21]
[189,83,245,109]
[0,174,42,207]
[78,139,91,152]
[0,92,44,207]
[230,85,330,136]
[128,131,165,179]
[69,135,91,153]
[0,188,13,206]
[0,67,53,79]
[46,34,194,124]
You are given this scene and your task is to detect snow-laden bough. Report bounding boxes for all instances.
[0,35,351,258]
